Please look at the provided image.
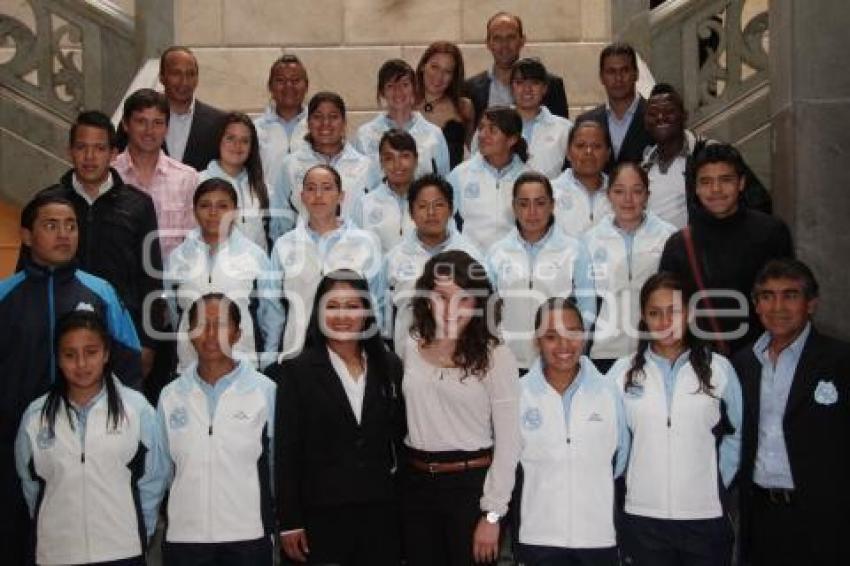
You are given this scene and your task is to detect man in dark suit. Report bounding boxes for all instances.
[577,42,653,170]
[465,11,568,126]
[158,46,226,172]
[733,258,850,566]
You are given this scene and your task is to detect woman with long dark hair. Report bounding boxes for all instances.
[608,272,742,566]
[200,111,271,250]
[402,250,520,565]
[448,106,529,253]
[158,293,277,565]
[274,270,404,565]
[15,310,167,566]
[414,41,475,168]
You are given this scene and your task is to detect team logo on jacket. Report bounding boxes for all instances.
[558,194,573,210]
[398,260,418,279]
[232,410,250,421]
[36,428,55,450]
[75,302,95,312]
[588,412,604,422]
[368,207,383,225]
[169,406,189,429]
[464,182,480,199]
[522,407,543,430]
[814,380,838,405]
[625,384,644,398]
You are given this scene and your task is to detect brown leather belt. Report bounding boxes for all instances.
[409,454,493,474]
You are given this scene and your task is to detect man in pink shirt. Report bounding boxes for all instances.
[113,88,198,259]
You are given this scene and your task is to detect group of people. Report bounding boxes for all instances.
[1,9,847,566]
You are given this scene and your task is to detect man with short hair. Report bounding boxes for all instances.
[254,54,310,188]
[733,259,850,566]
[113,88,199,259]
[159,45,225,171]
[642,83,771,229]
[38,110,162,380]
[465,11,569,126]
[0,194,141,565]
[659,143,793,354]
[578,42,653,169]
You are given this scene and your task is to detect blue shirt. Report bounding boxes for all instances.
[752,322,811,489]
[193,362,242,420]
[606,95,640,159]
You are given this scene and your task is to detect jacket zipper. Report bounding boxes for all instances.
[666,370,675,518]
[47,272,56,382]
[79,411,91,560]
[207,402,214,541]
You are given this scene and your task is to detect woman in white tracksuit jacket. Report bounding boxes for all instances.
[449,106,529,254]
[487,172,596,372]
[268,164,384,361]
[552,120,613,237]
[158,294,277,566]
[165,178,284,373]
[270,91,379,239]
[582,162,676,372]
[517,298,629,566]
[15,310,168,566]
[382,174,483,358]
[607,272,743,566]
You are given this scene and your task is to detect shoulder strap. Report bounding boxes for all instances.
[682,227,729,355]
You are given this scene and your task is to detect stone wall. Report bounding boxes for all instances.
[174,0,613,130]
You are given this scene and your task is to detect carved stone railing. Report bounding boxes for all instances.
[0,0,136,120]
[642,0,769,126]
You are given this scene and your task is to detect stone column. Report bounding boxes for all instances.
[770,0,850,339]
[135,0,173,62]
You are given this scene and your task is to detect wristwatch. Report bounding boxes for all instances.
[484,511,500,524]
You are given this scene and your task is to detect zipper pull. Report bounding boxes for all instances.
[208,424,213,436]
[566,437,571,444]
[81,452,86,463]
[667,416,672,428]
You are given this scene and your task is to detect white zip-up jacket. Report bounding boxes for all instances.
[487,225,596,369]
[552,169,612,237]
[199,160,268,251]
[350,182,416,253]
[270,143,379,239]
[519,357,629,549]
[254,104,308,190]
[609,351,743,520]
[165,227,284,371]
[15,378,168,566]
[383,229,483,357]
[473,107,572,179]
[448,153,528,253]
[582,212,676,360]
[158,361,276,543]
[354,111,450,179]
[268,219,385,360]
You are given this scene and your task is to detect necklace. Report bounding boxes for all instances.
[422,95,444,113]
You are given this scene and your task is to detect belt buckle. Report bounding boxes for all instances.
[427,462,437,474]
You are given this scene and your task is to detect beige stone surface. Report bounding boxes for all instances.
[581,0,611,40]
[523,43,607,107]
[460,0,582,43]
[193,47,285,112]
[344,0,461,45]
[175,0,223,45]
[221,0,343,46]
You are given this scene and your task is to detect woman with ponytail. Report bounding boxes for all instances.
[448,105,529,253]
[15,311,167,566]
[607,272,742,566]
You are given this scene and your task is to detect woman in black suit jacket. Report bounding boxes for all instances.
[273,269,405,565]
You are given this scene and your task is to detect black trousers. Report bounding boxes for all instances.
[620,513,733,566]
[402,448,494,566]
[297,501,400,565]
[748,487,812,566]
[162,536,273,566]
[516,544,619,566]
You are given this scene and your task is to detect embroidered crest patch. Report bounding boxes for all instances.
[169,406,189,429]
[522,407,543,430]
[36,428,55,450]
[814,380,838,405]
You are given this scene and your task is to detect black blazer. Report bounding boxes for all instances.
[180,99,226,172]
[272,346,405,531]
[465,70,569,126]
[577,96,653,171]
[733,328,850,564]
[115,98,225,172]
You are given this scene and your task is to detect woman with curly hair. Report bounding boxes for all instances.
[401,250,520,566]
